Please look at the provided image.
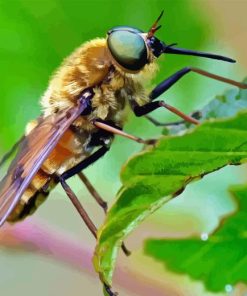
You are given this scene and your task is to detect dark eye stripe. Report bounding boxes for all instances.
[107,30,148,71]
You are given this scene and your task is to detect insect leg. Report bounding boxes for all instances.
[93,119,156,144]
[139,67,247,126]
[104,283,118,296]
[145,115,185,127]
[131,100,199,125]
[60,177,97,238]
[78,172,131,256]
[58,179,119,295]
[61,146,109,181]
[149,67,247,101]
[145,110,202,126]
[78,172,108,213]
[60,146,131,256]
[58,147,108,239]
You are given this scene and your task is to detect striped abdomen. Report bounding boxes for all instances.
[7,126,90,223]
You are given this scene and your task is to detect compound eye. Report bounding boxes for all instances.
[107,26,143,34]
[107,30,148,71]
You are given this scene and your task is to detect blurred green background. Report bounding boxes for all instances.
[0,0,247,295]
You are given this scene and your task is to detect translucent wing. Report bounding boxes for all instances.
[0,136,24,169]
[0,90,93,226]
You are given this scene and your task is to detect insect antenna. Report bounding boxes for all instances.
[166,43,178,49]
[147,10,164,38]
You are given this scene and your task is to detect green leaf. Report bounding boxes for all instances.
[144,184,247,292]
[93,111,247,286]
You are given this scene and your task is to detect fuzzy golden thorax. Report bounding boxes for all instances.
[41,38,158,120]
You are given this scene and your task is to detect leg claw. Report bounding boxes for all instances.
[104,284,118,296]
[121,242,131,256]
[144,138,157,145]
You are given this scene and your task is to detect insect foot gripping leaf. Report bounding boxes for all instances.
[144,185,247,293]
[93,110,247,289]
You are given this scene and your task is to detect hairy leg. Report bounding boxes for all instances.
[149,67,247,101]
[132,67,246,126]
[93,119,156,144]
